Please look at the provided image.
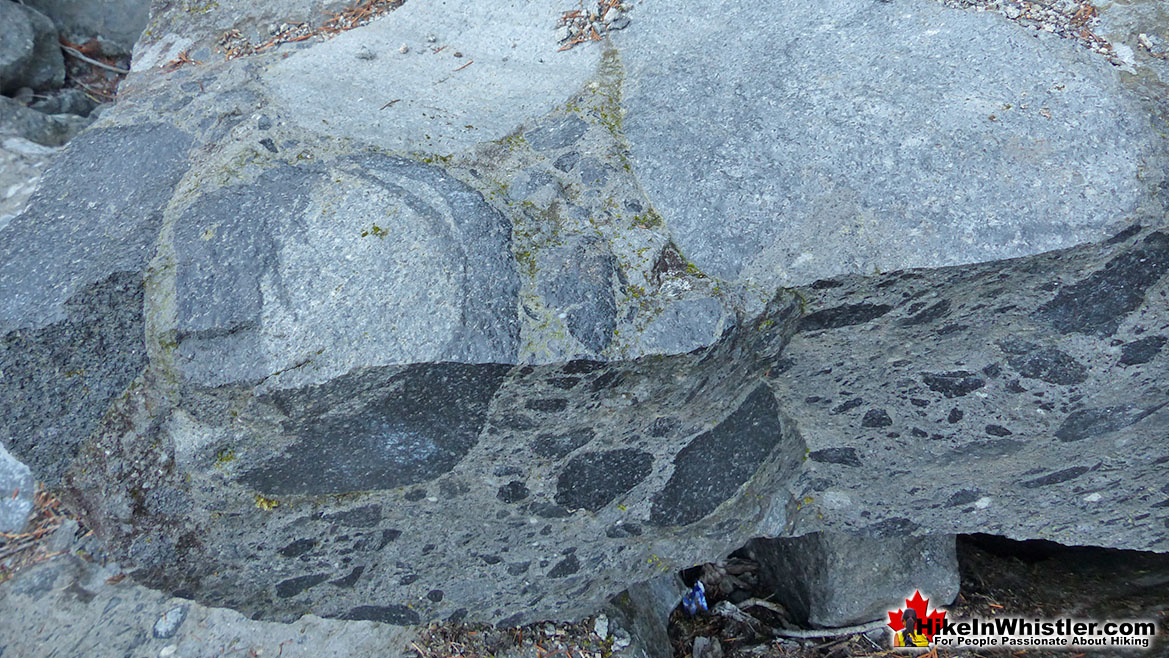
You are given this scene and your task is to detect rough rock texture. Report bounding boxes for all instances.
[1,0,1167,631]
[0,551,415,657]
[605,573,686,658]
[745,533,959,627]
[0,1,65,93]
[616,0,1167,287]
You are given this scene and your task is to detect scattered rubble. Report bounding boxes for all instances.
[939,1,1118,62]
[215,0,406,60]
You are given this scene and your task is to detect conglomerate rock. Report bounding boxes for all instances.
[1,0,1167,628]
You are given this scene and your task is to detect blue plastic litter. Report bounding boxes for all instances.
[682,580,708,615]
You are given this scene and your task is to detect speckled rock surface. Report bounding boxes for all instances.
[1,0,1167,632]
[0,552,416,657]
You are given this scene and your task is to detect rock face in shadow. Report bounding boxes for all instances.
[0,0,1167,629]
[746,533,959,628]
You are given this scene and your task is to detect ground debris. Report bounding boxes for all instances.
[216,0,407,61]
[410,617,611,658]
[0,486,83,583]
[937,1,1118,63]
[557,0,630,51]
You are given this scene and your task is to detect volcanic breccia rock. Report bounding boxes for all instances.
[1,0,1167,627]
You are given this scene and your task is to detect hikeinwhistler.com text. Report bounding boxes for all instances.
[922,617,1158,650]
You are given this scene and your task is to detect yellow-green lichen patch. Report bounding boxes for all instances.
[360,224,388,239]
[214,448,236,467]
[590,48,626,141]
[183,0,218,13]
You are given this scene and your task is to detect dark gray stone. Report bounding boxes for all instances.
[23,0,150,56]
[650,385,800,527]
[555,449,653,511]
[1120,336,1166,365]
[0,125,192,485]
[243,364,510,495]
[799,303,893,333]
[1002,343,1088,385]
[525,116,588,151]
[538,237,617,355]
[747,533,959,628]
[1054,404,1166,442]
[808,448,862,467]
[0,2,64,93]
[1036,232,1169,337]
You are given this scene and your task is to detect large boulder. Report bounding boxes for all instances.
[21,0,150,57]
[1,0,1167,629]
[0,1,65,93]
[746,533,959,628]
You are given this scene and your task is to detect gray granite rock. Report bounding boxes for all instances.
[22,0,150,57]
[0,441,34,533]
[0,555,416,657]
[0,2,65,93]
[746,533,959,628]
[614,0,1168,287]
[0,124,192,485]
[772,227,1169,551]
[0,95,95,146]
[1,0,1167,635]
[605,573,686,658]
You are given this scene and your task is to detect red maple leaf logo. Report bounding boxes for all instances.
[887,590,947,641]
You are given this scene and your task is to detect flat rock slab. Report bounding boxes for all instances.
[0,0,1167,631]
[616,0,1167,286]
[265,0,601,154]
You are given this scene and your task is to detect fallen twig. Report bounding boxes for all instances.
[453,60,473,72]
[60,45,130,74]
[772,618,888,640]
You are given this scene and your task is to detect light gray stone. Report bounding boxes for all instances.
[641,297,728,355]
[614,0,1168,286]
[0,441,34,533]
[0,555,416,657]
[262,0,602,154]
[153,604,189,639]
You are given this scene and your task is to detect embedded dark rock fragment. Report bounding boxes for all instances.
[555,449,653,512]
